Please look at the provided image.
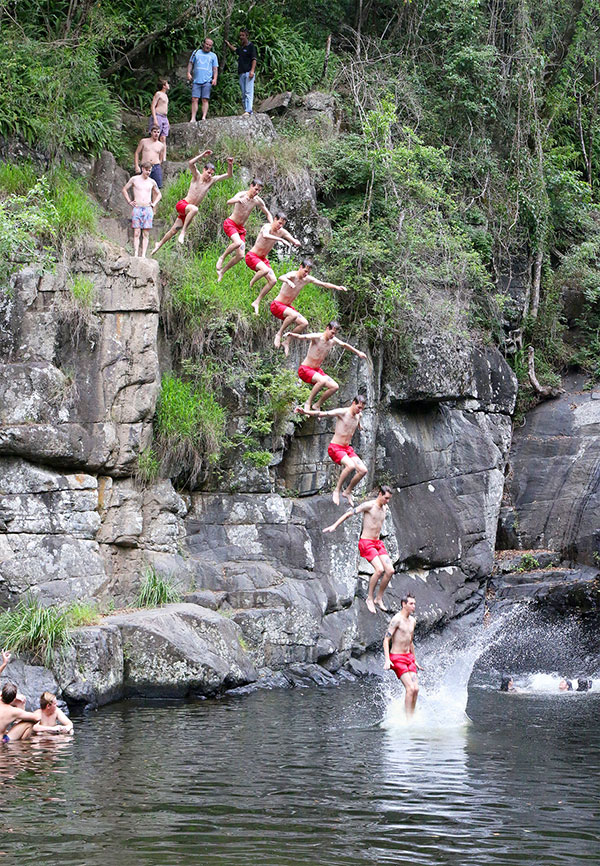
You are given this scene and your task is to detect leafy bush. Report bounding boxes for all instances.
[0,35,119,155]
[136,447,161,485]
[69,274,95,307]
[0,178,58,285]
[243,450,274,468]
[0,597,98,666]
[155,373,226,484]
[137,567,181,608]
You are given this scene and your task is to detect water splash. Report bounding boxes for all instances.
[380,608,517,731]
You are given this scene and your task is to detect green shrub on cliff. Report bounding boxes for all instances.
[0,597,98,666]
[137,567,181,608]
[155,373,226,484]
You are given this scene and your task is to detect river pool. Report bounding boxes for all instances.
[2,677,599,866]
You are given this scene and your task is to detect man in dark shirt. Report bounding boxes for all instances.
[225,28,258,116]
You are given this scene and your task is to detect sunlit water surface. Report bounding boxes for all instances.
[2,675,599,865]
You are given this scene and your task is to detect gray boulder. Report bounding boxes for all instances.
[168,115,276,152]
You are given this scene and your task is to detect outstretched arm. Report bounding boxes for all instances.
[283,331,320,341]
[262,230,293,247]
[226,190,244,206]
[323,500,371,533]
[307,276,347,292]
[333,336,367,360]
[278,271,297,289]
[256,197,273,222]
[297,406,345,418]
[279,227,301,247]
[212,156,234,183]
[0,650,10,676]
[188,149,213,176]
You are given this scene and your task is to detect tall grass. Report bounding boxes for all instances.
[155,373,226,484]
[0,598,98,667]
[137,567,181,608]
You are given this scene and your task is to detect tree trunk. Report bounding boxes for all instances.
[530,249,543,320]
[321,34,332,82]
[221,0,235,73]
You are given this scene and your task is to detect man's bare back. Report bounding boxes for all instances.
[360,498,388,540]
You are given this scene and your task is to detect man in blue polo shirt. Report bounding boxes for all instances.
[187,37,219,122]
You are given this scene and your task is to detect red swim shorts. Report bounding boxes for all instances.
[270,300,296,320]
[245,251,271,271]
[175,199,189,220]
[298,364,324,384]
[223,217,246,242]
[358,538,388,562]
[389,652,417,679]
[327,442,357,464]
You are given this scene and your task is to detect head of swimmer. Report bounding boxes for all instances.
[500,676,515,692]
[248,178,263,198]
[1,682,17,704]
[273,211,287,230]
[377,484,393,506]
[400,594,416,614]
[351,394,366,415]
[559,678,572,691]
[298,258,313,279]
[40,691,57,710]
[150,125,160,140]
[201,162,216,182]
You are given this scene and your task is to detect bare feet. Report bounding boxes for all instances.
[303,401,312,413]
[332,489,340,505]
[177,233,186,245]
[217,268,223,283]
[274,333,281,349]
[251,299,260,316]
[283,337,291,357]
[366,597,376,614]
[341,490,354,506]
[375,598,389,612]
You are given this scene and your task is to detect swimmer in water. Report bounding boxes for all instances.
[0,683,39,743]
[32,692,74,736]
[500,676,516,692]
[558,678,573,691]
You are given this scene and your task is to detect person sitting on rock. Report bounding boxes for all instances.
[149,78,170,142]
[322,485,395,613]
[271,260,347,354]
[285,321,367,412]
[32,691,73,736]
[121,163,162,258]
[216,179,272,281]
[247,214,301,315]
[297,395,367,505]
[134,125,166,190]
[0,683,39,743]
[150,150,234,254]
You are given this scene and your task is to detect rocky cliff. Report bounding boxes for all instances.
[0,119,520,707]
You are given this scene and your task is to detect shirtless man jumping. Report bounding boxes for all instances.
[286,321,366,411]
[134,125,166,189]
[247,213,301,315]
[150,150,234,254]
[323,485,394,613]
[0,683,39,743]
[272,259,347,354]
[216,179,272,281]
[298,395,367,505]
[383,594,423,717]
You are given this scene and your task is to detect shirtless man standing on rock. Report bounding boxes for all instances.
[248,213,301,315]
[134,125,166,189]
[272,259,347,354]
[150,150,234,254]
[286,321,366,411]
[0,683,39,743]
[323,485,395,613]
[298,395,367,505]
[216,179,272,281]
[383,594,423,717]
[122,163,162,257]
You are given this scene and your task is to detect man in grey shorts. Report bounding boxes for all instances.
[188,38,219,122]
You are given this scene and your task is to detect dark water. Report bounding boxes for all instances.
[2,680,600,866]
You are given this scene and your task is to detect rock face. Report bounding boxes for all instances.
[500,374,600,565]
[168,115,276,152]
[0,130,521,705]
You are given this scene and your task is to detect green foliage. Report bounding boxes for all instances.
[245,365,307,439]
[136,447,161,485]
[69,274,95,307]
[0,597,99,666]
[243,450,274,468]
[0,177,58,285]
[137,566,181,608]
[155,373,226,484]
[51,170,98,239]
[0,34,118,155]
[517,553,541,573]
